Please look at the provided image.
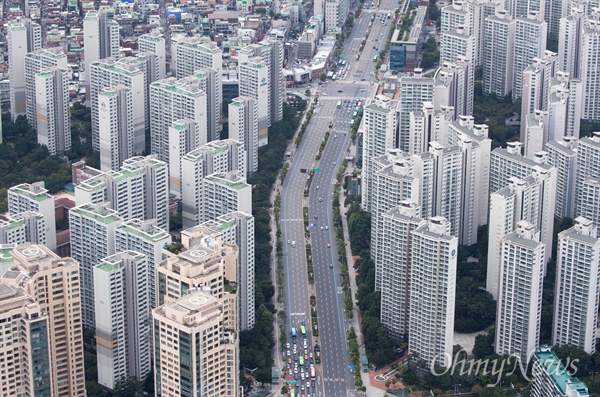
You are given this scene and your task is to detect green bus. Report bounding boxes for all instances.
[299,356,305,366]
[290,388,295,397]
[353,110,358,118]
[300,325,306,337]
[337,101,341,109]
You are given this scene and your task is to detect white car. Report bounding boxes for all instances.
[287,350,291,356]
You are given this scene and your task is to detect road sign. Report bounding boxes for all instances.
[313,168,321,172]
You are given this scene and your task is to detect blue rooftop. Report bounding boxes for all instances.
[534,350,589,396]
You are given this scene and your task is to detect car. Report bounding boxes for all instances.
[333,161,337,165]
[330,263,333,268]
[288,357,292,365]
[309,353,313,359]
[320,226,324,230]
[317,185,320,189]
[327,243,331,248]
[305,353,309,360]
[318,198,322,202]
[301,373,305,381]
[294,372,299,380]
[326,226,329,230]
[314,215,318,220]
[337,90,343,93]
[286,343,291,349]
[292,241,296,247]
[287,350,291,356]
[294,367,298,374]
[361,78,366,81]
[303,339,307,347]
[334,135,337,138]
[310,357,314,364]
[288,369,293,376]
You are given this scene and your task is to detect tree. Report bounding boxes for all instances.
[113,377,146,397]
[281,385,289,395]
[472,328,495,359]
[320,73,327,82]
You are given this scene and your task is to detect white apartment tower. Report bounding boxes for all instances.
[0,216,26,245]
[99,85,133,171]
[168,119,200,195]
[483,10,516,96]
[229,96,259,175]
[547,71,583,140]
[558,5,585,79]
[23,47,67,129]
[7,18,41,118]
[433,60,472,119]
[239,57,271,147]
[397,70,434,151]
[575,132,600,231]
[69,203,123,328]
[361,95,397,211]
[83,8,120,104]
[371,151,420,291]
[1,244,87,396]
[546,137,578,218]
[520,52,557,141]
[409,102,454,153]
[486,176,540,298]
[408,217,457,368]
[380,202,425,341]
[95,251,152,390]
[196,211,256,330]
[512,13,548,101]
[581,11,600,121]
[325,0,349,30]
[171,37,222,78]
[439,27,475,117]
[202,172,252,223]
[238,41,285,125]
[152,290,239,397]
[508,0,546,20]
[7,182,56,251]
[495,220,545,364]
[115,218,172,309]
[524,110,550,158]
[90,57,148,153]
[150,74,208,165]
[75,155,170,231]
[35,67,71,155]
[138,30,166,79]
[181,140,246,228]
[553,217,600,354]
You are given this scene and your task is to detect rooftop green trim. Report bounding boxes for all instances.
[534,350,589,396]
[117,224,170,242]
[97,263,120,272]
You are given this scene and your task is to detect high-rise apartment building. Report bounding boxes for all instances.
[69,203,122,328]
[558,5,585,79]
[524,110,550,158]
[0,216,26,245]
[362,95,397,211]
[531,347,589,397]
[7,182,56,251]
[520,52,557,141]
[408,217,457,368]
[99,85,133,171]
[409,102,454,152]
[552,217,600,354]
[7,18,41,118]
[575,132,600,231]
[239,57,270,147]
[546,137,578,218]
[75,155,170,230]
[202,172,252,223]
[150,74,208,165]
[152,290,239,397]
[397,70,434,151]
[483,9,515,96]
[138,30,166,80]
[433,60,472,119]
[95,251,152,389]
[181,140,246,228]
[581,11,600,121]
[238,41,285,126]
[168,119,200,195]
[35,67,71,155]
[508,0,546,20]
[90,57,149,153]
[197,211,256,330]
[439,26,475,117]
[229,96,259,175]
[513,13,548,101]
[380,202,425,341]
[23,47,67,129]
[325,0,349,30]
[115,218,171,308]
[371,151,420,291]
[495,220,545,364]
[171,37,222,78]
[83,7,120,105]
[0,243,86,396]
[547,71,583,139]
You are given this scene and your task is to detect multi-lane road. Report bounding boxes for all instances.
[280,0,401,395]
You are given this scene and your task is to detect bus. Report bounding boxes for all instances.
[350,120,354,127]
[291,327,297,338]
[290,388,296,397]
[353,110,358,118]
[300,325,306,337]
[299,355,305,366]
[337,101,341,109]
[310,367,316,380]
